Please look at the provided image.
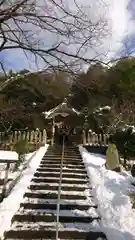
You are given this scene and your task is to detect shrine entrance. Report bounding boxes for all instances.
[54,116,75,145]
[42,98,82,145]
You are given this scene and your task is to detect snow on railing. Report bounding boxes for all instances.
[0,129,47,145]
[82,130,108,146]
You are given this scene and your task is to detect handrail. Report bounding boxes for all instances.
[56,135,65,240]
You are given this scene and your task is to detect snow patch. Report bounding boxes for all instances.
[23,197,96,206]
[79,145,135,240]
[0,151,18,161]
[12,220,100,231]
[0,144,49,239]
[25,151,36,161]
[19,208,99,218]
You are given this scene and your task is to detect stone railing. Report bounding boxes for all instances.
[82,130,108,146]
[0,129,47,145]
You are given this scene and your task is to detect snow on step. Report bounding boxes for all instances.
[41,158,82,161]
[29,182,87,190]
[30,182,86,187]
[41,157,81,160]
[17,207,99,218]
[35,171,86,176]
[39,164,85,169]
[32,176,88,184]
[37,167,86,173]
[40,162,84,166]
[35,171,87,177]
[22,197,96,207]
[44,153,81,155]
[24,192,86,200]
[11,220,100,231]
[44,155,81,158]
[25,189,89,196]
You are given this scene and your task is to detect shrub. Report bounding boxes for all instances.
[14,139,28,169]
[112,126,135,166]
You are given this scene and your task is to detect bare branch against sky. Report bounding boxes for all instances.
[0,0,110,71]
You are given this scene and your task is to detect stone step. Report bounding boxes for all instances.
[5,238,105,240]
[48,147,77,148]
[7,220,100,231]
[42,156,81,160]
[34,171,87,179]
[41,160,82,164]
[36,167,86,174]
[24,190,87,200]
[46,154,80,157]
[39,163,85,169]
[47,150,78,153]
[35,169,86,176]
[31,177,88,184]
[12,208,99,222]
[26,189,88,197]
[43,154,81,157]
[3,146,106,240]
[22,197,96,207]
[5,226,106,239]
[19,207,99,217]
[45,151,80,154]
[5,237,106,240]
[20,202,92,211]
[47,149,78,152]
[40,160,83,165]
[5,239,92,240]
[29,183,86,191]
[44,155,81,158]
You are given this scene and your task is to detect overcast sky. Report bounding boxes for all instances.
[0,0,135,71]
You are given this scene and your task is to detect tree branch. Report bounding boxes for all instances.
[0,0,110,72]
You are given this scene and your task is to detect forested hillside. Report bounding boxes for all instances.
[0,57,135,132]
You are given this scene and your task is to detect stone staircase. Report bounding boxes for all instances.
[4,145,107,240]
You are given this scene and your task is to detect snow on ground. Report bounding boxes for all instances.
[0,150,18,169]
[0,151,36,179]
[79,145,135,240]
[0,144,49,239]
[25,151,36,161]
[0,151,18,180]
[0,151,18,161]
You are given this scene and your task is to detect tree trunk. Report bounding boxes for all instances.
[124,157,127,168]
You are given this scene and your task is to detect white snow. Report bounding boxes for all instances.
[25,151,36,161]
[27,189,87,196]
[79,145,135,240]
[0,151,19,180]
[0,144,49,239]
[23,197,96,206]
[0,151,18,161]
[0,150,18,173]
[0,151,37,183]
[19,208,98,218]
[30,182,86,188]
[11,220,99,231]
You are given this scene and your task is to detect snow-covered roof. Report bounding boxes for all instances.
[42,98,81,119]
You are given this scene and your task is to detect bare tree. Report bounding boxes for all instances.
[0,97,25,134]
[103,99,135,133]
[0,0,109,73]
